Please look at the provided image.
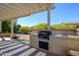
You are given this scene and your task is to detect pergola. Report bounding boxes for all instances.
[0,3,55,37]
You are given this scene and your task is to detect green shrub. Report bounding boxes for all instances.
[34,23,48,31]
[19,26,31,33]
[51,24,77,31]
[11,35,18,39]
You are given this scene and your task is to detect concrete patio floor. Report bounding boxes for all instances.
[0,40,50,56]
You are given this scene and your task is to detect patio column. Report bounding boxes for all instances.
[47,9,51,30]
[0,21,2,32]
[11,19,14,37]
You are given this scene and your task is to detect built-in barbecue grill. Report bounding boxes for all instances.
[38,30,52,40]
[38,30,52,50]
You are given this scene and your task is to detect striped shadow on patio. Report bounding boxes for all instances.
[0,40,48,56]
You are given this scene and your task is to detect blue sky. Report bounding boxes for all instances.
[17,3,79,27]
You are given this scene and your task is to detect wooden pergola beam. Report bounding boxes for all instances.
[0,3,55,20]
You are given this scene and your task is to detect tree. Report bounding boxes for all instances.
[2,20,11,32]
[51,24,77,31]
[2,19,21,33]
[16,25,21,32]
[14,23,21,33]
[34,23,48,31]
[19,26,31,34]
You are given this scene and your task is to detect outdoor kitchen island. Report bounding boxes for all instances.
[30,32,79,56]
[30,31,56,55]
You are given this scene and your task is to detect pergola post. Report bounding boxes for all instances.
[47,9,51,30]
[0,21,2,33]
[11,19,14,37]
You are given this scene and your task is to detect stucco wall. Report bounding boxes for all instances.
[49,35,79,55]
[30,34,39,48]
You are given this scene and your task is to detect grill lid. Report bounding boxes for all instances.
[38,30,52,40]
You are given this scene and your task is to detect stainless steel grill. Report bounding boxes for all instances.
[38,30,52,40]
